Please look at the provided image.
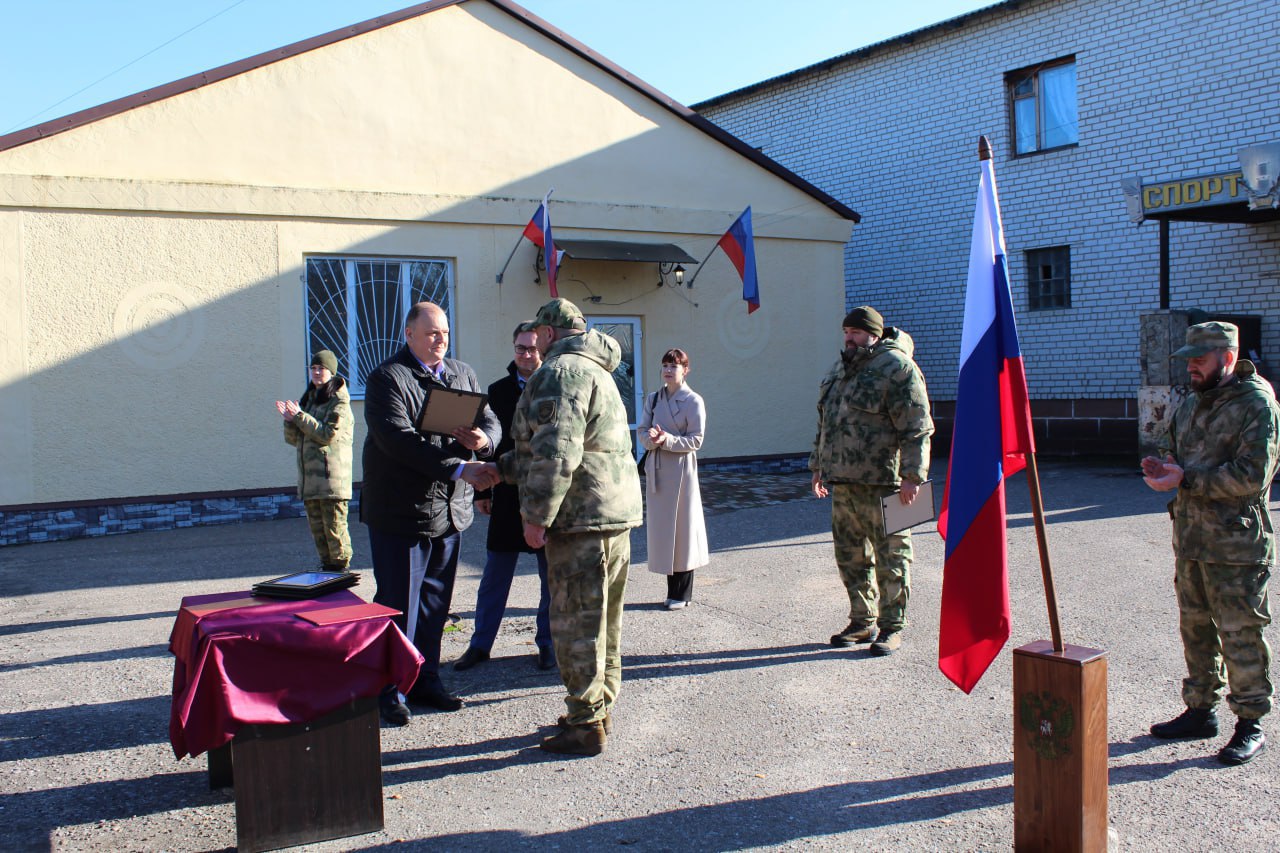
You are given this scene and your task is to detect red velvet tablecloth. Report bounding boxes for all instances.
[168,589,424,759]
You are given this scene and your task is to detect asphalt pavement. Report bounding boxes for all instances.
[2,462,1277,851]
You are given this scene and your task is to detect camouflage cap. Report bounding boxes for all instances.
[533,297,586,331]
[1171,321,1239,358]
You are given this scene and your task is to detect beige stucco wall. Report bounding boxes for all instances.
[0,0,851,507]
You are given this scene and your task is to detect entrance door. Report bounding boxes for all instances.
[585,316,643,450]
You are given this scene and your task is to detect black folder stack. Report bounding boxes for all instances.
[251,570,359,599]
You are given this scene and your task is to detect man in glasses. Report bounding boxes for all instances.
[456,322,557,674]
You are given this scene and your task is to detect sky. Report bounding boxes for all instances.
[0,0,996,136]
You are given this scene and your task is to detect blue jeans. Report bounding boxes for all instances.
[469,549,552,654]
[368,527,460,685]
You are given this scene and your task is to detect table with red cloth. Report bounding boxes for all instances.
[168,589,423,760]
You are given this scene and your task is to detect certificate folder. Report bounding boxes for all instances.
[297,602,401,626]
[881,481,936,535]
[417,387,489,436]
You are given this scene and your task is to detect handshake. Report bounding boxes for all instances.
[459,461,502,490]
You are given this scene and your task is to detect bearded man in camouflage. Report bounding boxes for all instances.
[1142,321,1278,766]
[492,297,642,756]
[811,306,933,657]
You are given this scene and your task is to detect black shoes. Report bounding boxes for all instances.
[407,678,463,712]
[537,646,557,670]
[378,685,411,727]
[1218,718,1266,766]
[830,622,878,647]
[1151,707,1219,739]
[454,646,490,671]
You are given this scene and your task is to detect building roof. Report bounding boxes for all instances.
[0,0,859,222]
[693,0,1025,110]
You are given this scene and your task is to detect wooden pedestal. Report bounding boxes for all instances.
[1013,641,1108,852]
[206,696,383,853]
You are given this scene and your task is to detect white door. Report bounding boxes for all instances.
[586,316,643,454]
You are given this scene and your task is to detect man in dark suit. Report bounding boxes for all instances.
[361,301,501,725]
[455,322,556,673]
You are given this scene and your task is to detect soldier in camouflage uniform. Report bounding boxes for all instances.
[492,298,643,755]
[278,349,354,570]
[810,307,933,657]
[1142,321,1277,766]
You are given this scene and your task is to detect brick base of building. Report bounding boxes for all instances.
[1,408,1135,547]
[0,490,318,547]
[931,397,1138,458]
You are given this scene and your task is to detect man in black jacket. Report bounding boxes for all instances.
[455,322,556,673]
[361,301,501,725]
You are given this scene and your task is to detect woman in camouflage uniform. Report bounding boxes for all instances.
[276,349,354,570]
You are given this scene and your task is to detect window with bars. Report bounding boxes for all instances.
[1008,57,1078,156]
[305,256,454,398]
[1025,246,1071,311]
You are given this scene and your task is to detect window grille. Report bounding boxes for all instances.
[1026,246,1071,311]
[305,257,454,398]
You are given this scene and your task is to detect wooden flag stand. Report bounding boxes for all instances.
[1012,431,1108,851]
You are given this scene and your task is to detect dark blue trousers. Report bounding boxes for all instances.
[368,527,460,687]
[469,549,552,653]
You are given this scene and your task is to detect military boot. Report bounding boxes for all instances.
[559,711,613,735]
[870,631,902,656]
[1218,718,1266,766]
[541,720,606,756]
[830,622,878,647]
[1150,707,1218,739]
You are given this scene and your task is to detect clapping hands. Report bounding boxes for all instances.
[1141,454,1184,491]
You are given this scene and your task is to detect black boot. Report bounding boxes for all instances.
[1150,707,1218,739]
[1218,718,1266,766]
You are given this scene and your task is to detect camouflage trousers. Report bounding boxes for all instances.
[1175,558,1272,719]
[304,498,352,570]
[831,483,912,631]
[544,529,630,726]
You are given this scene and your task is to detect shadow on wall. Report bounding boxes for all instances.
[1,119,831,545]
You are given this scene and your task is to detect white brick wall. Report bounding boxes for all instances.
[699,0,1280,400]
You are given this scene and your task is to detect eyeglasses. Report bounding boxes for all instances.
[514,345,538,355]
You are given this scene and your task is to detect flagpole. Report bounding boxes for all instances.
[1023,451,1063,652]
[683,243,720,289]
[977,135,1064,653]
[495,232,526,284]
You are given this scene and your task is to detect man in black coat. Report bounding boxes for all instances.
[361,301,501,725]
[455,323,556,673]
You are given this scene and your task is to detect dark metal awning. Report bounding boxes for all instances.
[557,239,698,264]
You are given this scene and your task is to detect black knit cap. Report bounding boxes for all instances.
[843,306,884,337]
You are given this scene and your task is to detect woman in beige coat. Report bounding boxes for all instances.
[638,348,709,610]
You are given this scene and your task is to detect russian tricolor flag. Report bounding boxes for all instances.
[717,207,760,313]
[937,139,1035,694]
[522,192,559,298]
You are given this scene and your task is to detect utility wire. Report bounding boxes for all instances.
[5,0,252,134]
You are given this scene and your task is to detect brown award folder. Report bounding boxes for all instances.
[416,387,489,436]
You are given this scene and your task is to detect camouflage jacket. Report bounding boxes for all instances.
[284,378,354,500]
[497,329,642,533]
[809,327,934,486]
[1159,360,1280,564]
